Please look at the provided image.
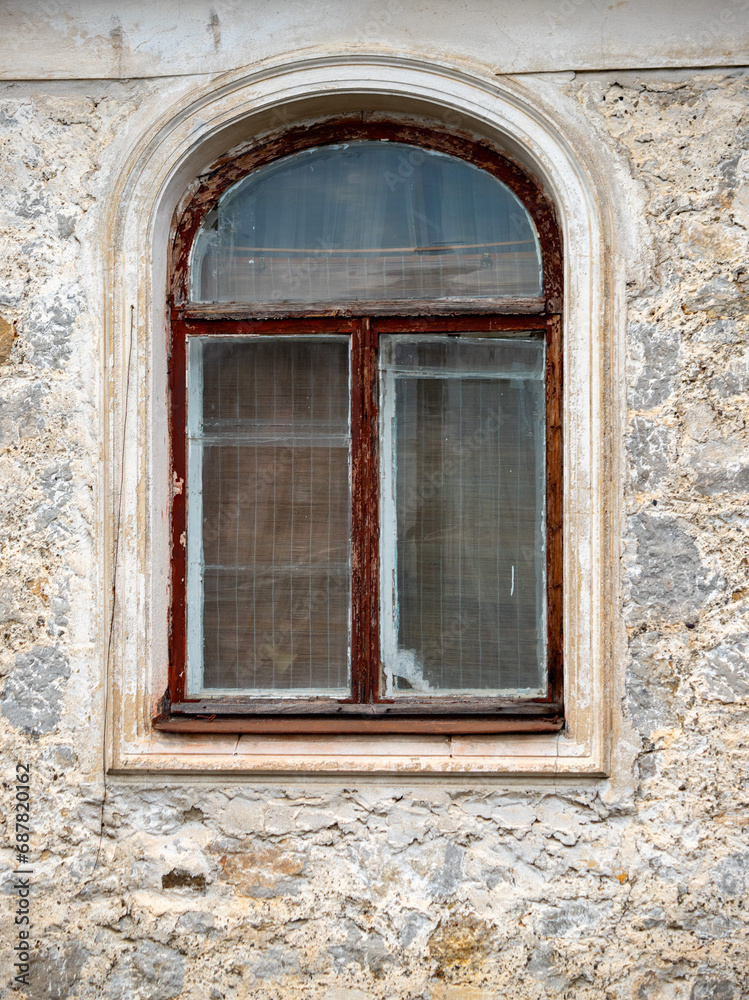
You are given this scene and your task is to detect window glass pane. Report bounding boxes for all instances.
[380,335,547,697]
[186,337,351,696]
[191,142,542,304]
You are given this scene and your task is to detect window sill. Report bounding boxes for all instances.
[153,713,564,735]
[105,57,618,782]
[112,726,605,777]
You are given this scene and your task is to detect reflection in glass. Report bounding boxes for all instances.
[191,142,543,304]
[186,337,351,695]
[380,336,547,697]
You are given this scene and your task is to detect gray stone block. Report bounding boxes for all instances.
[626,630,674,737]
[683,277,744,315]
[1,644,70,734]
[24,288,82,370]
[688,438,749,495]
[626,514,724,623]
[693,636,749,703]
[628,416,674,490]
[105,941,185,1000]
[691,979,736,1000]
[628,322,680,410]
[0,379,46,447]
[27,940,88,1000]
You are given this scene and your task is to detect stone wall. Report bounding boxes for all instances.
[1,67,748,999]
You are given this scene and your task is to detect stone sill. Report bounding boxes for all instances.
[111,729,607,777]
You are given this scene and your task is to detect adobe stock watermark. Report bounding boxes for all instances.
[398,402,503,519]
[394,401,537,670]
[10,763,33,990]
[684,0,749,49]
[380,145,533,243]
[540,0,595,28]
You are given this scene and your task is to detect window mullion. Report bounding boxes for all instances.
[350,317,380,703]
[365,318,381,702]
[169,313,189,706]
[546,313,563,707]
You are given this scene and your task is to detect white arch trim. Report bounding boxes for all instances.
[105,54,628,778]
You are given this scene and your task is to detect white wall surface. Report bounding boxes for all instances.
[1,2,749,996]
[1,0,748,81]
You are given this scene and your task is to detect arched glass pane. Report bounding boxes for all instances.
[191,141,543,304]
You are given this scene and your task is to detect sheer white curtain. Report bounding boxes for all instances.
[191,142,543,304]
[187,337,351,694]
[380,337,547,697]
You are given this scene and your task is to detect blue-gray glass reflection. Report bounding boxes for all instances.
[191,142,543,303]
[186,337,352,696]
[380,336,547,696]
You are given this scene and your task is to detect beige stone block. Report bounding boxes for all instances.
[141,734,239,755]
[322,990,375,1000]
[218,797,265,836]
[449,734,559,757]
[431,985,487,1000]
[0,315,15,364]
[235,734,451,756]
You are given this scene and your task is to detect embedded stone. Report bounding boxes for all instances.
[218,796,266,837]
[692,319,740,343]
[627,322,680,410]
[712,853,749,898]
[329,923,394,974]
[688,437,749,495]
[28,940,88,1000]
[1,644,70,734]
[36,461,74,528]
[175,910,215,933]
[24,287,81,369]
[0,379,46,446]
[0,315,15,363]
[693,637,749,703]
[627,631,676,737]
[252,947,300,980]
[427,843,464,897]
[682,276,743,315]
[398,910,432,947]
[625,514,724,623]
[538,901,602,938]
[709,349,749,397]
[105,941,184,1000]
[691,979,736,1000]
[628,415,674,490]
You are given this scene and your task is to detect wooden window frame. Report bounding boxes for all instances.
[156,119,563,737]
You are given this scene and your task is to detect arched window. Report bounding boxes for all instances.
[190,140,543,303]
[161,120,562,734]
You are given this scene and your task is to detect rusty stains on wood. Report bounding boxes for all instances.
[163,113,565,735]
[546,313,564,708]
[167,698,563,716]
[153,714,564,734]
[181,298,547,320]
[169,117,562,310]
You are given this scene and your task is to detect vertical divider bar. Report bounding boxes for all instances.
[364,318,381,702]
[169,311,188,704]
[350,319,366,703]
[546,313,563,707]
[350,317,380,704]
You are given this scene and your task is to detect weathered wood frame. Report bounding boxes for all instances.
[157,119,564,736]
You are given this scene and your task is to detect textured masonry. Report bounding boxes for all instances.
[0,68,748,999]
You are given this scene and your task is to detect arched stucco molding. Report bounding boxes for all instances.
[105,54,628,777]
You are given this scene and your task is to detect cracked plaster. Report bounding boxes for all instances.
[0,44,748,1000]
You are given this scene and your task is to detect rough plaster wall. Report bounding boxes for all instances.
[1,69,749,1000]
